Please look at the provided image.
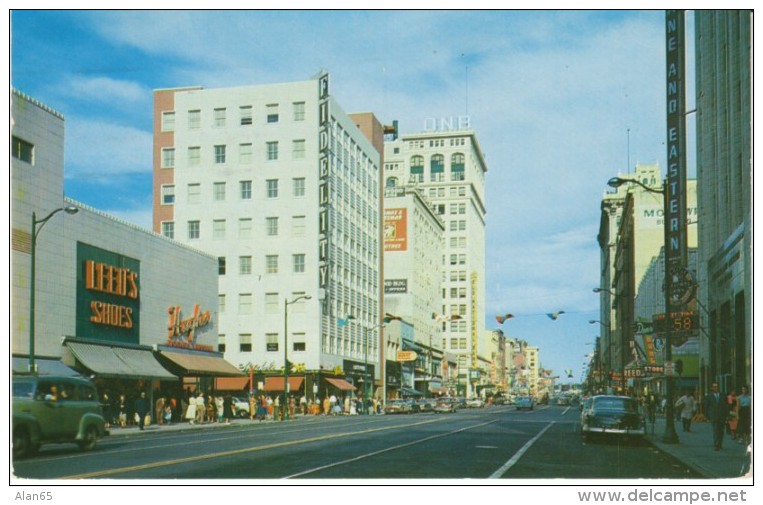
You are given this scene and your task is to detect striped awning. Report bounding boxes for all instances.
[158,351,243,377]
[65,341,177,380]
[262,376,304,392]
[325,377,357,391]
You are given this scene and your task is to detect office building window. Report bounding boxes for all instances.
[266,104,279,123]
[161,221,174,239]
[161,185,175,205]
[266,141,279,161]
[239,334,252,353]
[213,108,226,127]
[238,218,253,239]
[214,145,226,164]
[266,333,279,352]
[293,178,306,197]
[187,183,201,204]
[218,335,226,353]
[239,256,252,275]
[187,220,200,239]
[265,293,278,314]
[265,255,278,274]
[161,148,175,168]
[213,219,226,240]
[293,254,305,273]
[266,179,278,198]
[292,139,306,159]
[12,136,34,163]
[240,180,252,200]
[238,293,252,315]
[293,101,305,121]
[161,111,175,132]
[239,143,253,164]
[188,109,201,129]
[266,217,279,236]
[219,294,226,314]
[218,257,226,275]
[213,182,226,201]
[239,106,253,125]
[188,146,200,166]
[451,153,465,181]
[292,216,305,237]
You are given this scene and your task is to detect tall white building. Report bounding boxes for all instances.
[152,74,383,394]
[383,127,487,396]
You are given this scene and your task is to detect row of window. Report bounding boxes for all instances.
[216,254,306,276]
[161,215,306,241]
[161,178,300,205]
[406,138,467,150]
[160,140,306,168]
[219,292,308,315]
[161,102,306,132]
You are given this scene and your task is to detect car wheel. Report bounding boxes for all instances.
[79,425,99,452]
[13,426,35,459]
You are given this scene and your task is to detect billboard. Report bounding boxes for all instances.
[383,208,408,251]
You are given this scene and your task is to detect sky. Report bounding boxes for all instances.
[9,8,697,385]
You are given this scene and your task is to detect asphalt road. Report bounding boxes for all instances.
[12,404,702,481]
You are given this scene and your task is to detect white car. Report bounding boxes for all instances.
[466,397,485,408]
[231,397,250,417]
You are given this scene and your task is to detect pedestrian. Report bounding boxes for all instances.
[195,392,206,424]
[289,395,296,418]
[102,393,113,428]
[249,394,257,421]
[134,391,150,431]
[300,394,307,416]
[118,393,128,427]
[185,394,197,424]
[266,395,274,419]
[323,395,331,415]
[215,394,225,423]
[155,395,166,425]
[703,383,730,451]
[206,393,216,423]
[726,390,739,440]
[164,404,172,424]
[737,385,751,445]
[674,389,696,432]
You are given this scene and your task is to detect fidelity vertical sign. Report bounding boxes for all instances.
[665,10,690,312]
[318,72,330,291]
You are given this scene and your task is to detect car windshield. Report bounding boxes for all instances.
[594,397,638,411]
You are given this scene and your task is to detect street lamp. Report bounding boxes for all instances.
[29,205,79,374]
[283,294,311,421]
[608,176,679,444]
[593,287,614,295]
[346,314,387,414]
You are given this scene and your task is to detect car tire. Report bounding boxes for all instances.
[79,425,99,452]
[13,426,35,459]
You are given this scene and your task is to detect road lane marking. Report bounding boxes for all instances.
[488,421,555,479]
[60,417,451,479]
[283,419,498,478]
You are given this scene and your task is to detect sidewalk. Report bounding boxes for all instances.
[644,416,751,480]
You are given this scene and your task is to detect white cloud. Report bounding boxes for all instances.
[63,76,148,105]
[65,117,152,179]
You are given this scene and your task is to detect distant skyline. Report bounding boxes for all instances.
[9,10,697,383]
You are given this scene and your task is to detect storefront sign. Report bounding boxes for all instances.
[166,304,213,351]
[318,72,331,291]
[397,350,417,362]
[76,242,140,344]
[384,279,408,294]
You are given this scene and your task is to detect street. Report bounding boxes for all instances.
[12,404,701,480]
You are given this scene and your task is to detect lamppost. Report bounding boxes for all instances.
[347,314,390,414]
[608,176,679,444]
[283,294,311,421]
[28,205,79,374]
[589,320,613,391]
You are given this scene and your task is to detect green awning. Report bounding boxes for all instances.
[65,341,177,380]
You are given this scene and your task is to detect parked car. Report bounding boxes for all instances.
[454,397,467,409]
[416,398,435,413]
[13,375,109,459]
[491,395,508,405]
[515,396,535,411]
[433,398,457,413]
[231,397,250,418]
[466,397,485,408]
[580,395,644,442]
[384,399,413,415]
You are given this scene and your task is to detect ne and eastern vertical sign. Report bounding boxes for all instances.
[665,10,690,313]
[318,72,330,291]
[383,208,408,251]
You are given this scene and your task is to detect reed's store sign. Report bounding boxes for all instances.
[76,242,140,344]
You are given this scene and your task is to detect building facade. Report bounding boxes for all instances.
[383,128,487,396]
[152,74,384,399]
[11,90,233,407]
[695,10,752,394]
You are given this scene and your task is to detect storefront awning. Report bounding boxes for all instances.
[401,387,423,397]
[13,357,81,377]
[261,376,304,392]
[325,377,357,391]
[65,341,177,380]
[215,377,250,391]
[158,351,243,377]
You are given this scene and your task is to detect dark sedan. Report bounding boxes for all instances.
[580,395,644,442]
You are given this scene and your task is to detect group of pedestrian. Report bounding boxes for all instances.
[184,391,235,424]
[702,382,752,451]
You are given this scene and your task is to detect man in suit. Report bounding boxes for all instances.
[703,382,729,450]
